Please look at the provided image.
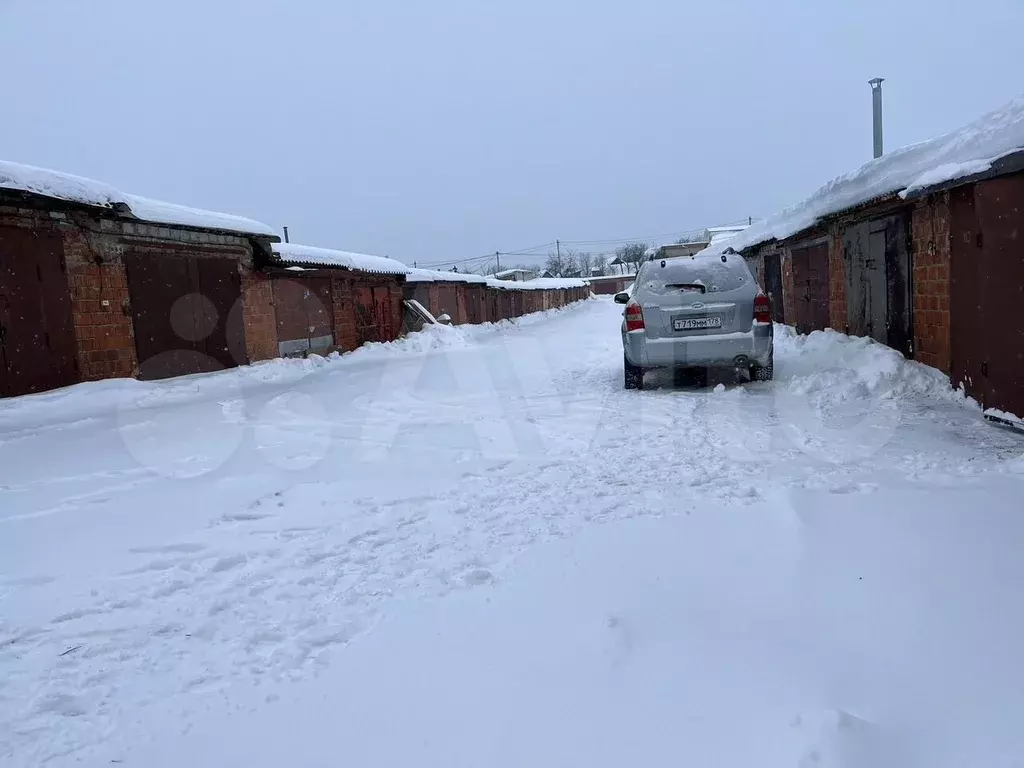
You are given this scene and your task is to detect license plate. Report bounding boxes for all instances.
[674,317,722,331]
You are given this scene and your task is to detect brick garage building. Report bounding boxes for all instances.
[404,268,588,325]
[256,243,408,358]
[905,154,1024,420]
[0,160,279,396]
[722,96,1024,419]
[404,269,488,325]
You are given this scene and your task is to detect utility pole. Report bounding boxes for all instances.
[282,225,289,243]
[495,251,501,272]
[869,77,885,159]
[556,239,561,261]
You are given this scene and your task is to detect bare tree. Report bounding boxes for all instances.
[544,250,567,277]
[564,249,594,277]
[675,230,709,245]
[591,253,608,275]
[614,242,648,274]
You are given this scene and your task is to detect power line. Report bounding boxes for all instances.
[412,218,757,270]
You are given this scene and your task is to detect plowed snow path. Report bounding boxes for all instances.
[1,297,1022,766]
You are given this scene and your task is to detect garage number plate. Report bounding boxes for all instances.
[674,317,722,330]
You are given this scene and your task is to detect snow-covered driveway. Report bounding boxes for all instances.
[2,297,1024,767]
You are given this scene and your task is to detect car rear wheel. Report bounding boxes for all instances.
[624,354,643,390]
[749,352,774,382]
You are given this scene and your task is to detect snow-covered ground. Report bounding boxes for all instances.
[2,297,1024,767]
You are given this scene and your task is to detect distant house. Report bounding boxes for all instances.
[493,267,538,282]
[706,224,751,247]
[649,224,753,261]
[655,241,709,259]
[608,255,636,275]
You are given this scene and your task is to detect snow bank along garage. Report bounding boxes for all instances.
[730,96,1024,422]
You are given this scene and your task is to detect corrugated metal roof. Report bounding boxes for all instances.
[272,243,409,276]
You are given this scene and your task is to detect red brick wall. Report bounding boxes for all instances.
[328,273,405,351]
[911,194,951,373]
[241,271,277,362]
[330,276,357,352]
[63,230,137,381]
[828,229,848,333]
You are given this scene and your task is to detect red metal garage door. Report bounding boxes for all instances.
[790,243,830,334]
[126,253,244,380]
[435,284,459,322]
[272,276,334,356]
[355,283,394,345]
[950,186,986,402]
[463,285,483,324]
[0,226,78,397]
[953,176,1024,418]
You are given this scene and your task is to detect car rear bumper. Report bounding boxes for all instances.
[623,324,773,369]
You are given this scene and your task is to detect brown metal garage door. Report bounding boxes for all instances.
[126,253,244,380]
[355,283,396,345]
[0,227,78,397]
[435,284,459,322]
[952,177,1024,417]
[789,243,830,334]
[272,276,334,356]
[464,285,483,324]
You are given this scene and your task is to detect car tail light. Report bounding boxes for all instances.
[754,293,771,324]
[625,302,645,331]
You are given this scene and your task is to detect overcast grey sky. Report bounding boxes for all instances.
[3,0,1022,268]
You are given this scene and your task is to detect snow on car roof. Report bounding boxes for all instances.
[0,159,277,237]
[707,93,1024,254]
[273,243,409,276]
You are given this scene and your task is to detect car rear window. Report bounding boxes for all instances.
[639,258,751,294]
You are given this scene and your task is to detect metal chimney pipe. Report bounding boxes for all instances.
[869,78,885,158]
[282,225,290,243]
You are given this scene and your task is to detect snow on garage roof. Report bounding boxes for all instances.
[405,268,488,284]
[0,159,277,238]
[493,268,536,278]
[404,269,585,289]
[273,243,409,276]
[709,93,1024,254]
[486,276,587,290]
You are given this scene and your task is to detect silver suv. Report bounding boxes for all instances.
[614,253,773,389]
